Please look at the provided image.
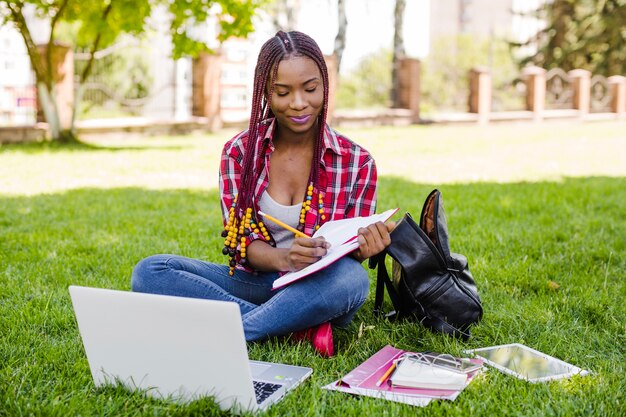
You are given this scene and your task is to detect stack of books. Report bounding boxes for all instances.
[323,345,483,407]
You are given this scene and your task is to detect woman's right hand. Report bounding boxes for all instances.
[286,237,331,271]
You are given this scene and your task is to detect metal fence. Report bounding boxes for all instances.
[492,76,527,112]
[545,68,574,110]
[74,37,191,121]
[590,74,613,113]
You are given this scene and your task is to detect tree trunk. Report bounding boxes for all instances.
[269,0,301,32]
[7,1,75,142]
[333,0,348,73]
[391,0,406,108]
[37,82,61,140]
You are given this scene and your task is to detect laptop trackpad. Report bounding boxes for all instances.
[249,361,272,378]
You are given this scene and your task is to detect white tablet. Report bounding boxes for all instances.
[464,343,588,383]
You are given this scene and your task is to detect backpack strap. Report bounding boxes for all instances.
[371,253,402,316]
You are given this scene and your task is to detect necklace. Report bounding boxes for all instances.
[222,183,325,275]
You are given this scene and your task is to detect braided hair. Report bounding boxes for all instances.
[222,31,330,274]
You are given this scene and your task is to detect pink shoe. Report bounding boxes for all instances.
[291,322,334,357]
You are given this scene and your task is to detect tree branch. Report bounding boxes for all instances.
[6,1,49,87]
[79,1,113,84]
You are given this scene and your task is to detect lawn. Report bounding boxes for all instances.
[1,121,625,416]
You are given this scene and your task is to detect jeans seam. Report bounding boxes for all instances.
[230,272,276,289]
[163,257,257,309]
[241,286,287,324]
[325,291,368,324]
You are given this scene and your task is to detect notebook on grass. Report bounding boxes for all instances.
[69,286,312,413]
[389,357,469,390]
[323,345,483,407]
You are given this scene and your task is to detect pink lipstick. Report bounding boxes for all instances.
[289,115,311,124]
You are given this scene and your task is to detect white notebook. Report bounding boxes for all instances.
[390,358,468,391]
[271,208,398,290]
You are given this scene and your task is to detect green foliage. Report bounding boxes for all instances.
[516,0,626,76]
[0,0,263,140]
[75,42,154,118]
[63,0,151,51]
[420,35,519,113]
[167,0,262,59]
[106,47,152,100]
[0,0,263,58]
[336,48,392,109]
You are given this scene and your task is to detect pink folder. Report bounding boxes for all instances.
[323,345,483,406]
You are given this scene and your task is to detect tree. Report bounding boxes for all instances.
[333,0,347,73]
[336,48,392,109]
[266,0,300,32]
[0,0,261,142]
[515,0,626,76]
[390,0,405,108]
[420,35,518,113]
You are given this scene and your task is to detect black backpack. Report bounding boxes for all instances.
[369,189,483,338]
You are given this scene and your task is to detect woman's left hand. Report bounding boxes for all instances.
[352,221,395,262]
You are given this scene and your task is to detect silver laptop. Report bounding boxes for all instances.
[68,285,312,412]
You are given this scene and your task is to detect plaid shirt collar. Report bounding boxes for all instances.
[261,118,344,164]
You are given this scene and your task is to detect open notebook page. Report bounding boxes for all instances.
[272,208,398,290]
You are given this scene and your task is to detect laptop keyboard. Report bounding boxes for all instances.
[253,380,282,404]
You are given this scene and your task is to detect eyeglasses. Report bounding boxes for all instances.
[395,352,482,374]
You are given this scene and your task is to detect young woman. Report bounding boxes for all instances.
[131,31,393,357]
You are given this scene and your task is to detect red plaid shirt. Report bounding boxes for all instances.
[219,119,378,269]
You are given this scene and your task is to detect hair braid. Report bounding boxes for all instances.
[223,30,331,274]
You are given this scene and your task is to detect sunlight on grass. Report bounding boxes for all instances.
[1,121,624,196]
[1,122,625,415]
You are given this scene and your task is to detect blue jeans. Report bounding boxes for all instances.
[131,255,370,341]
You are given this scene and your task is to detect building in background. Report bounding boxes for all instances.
[430,0,515,39]
[0,25,36,125]
[0,0,547,127]
[219,38,253,124]
[429,0,545,55]
[139,7,192,121]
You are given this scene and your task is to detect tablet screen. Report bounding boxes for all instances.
[465,343,587,382]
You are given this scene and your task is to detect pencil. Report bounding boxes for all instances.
[375,362,397,387]
[257,210,311,239]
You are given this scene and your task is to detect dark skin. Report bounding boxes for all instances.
[246,55,393,272]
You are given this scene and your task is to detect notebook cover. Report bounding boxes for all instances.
[338,345,463,400]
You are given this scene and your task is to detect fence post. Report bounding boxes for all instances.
[192,51,223,131]
[568,69,591,116]
[522,66,546,121]
[397,58,421,123]
[607,75,626,118]
[36,43,74,130]
[324,54,338,124]
[469,66,491,124]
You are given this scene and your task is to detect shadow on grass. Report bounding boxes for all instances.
[1,176,625,415]
[0,138,188,154]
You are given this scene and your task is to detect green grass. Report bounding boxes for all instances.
[1,122,626,416]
